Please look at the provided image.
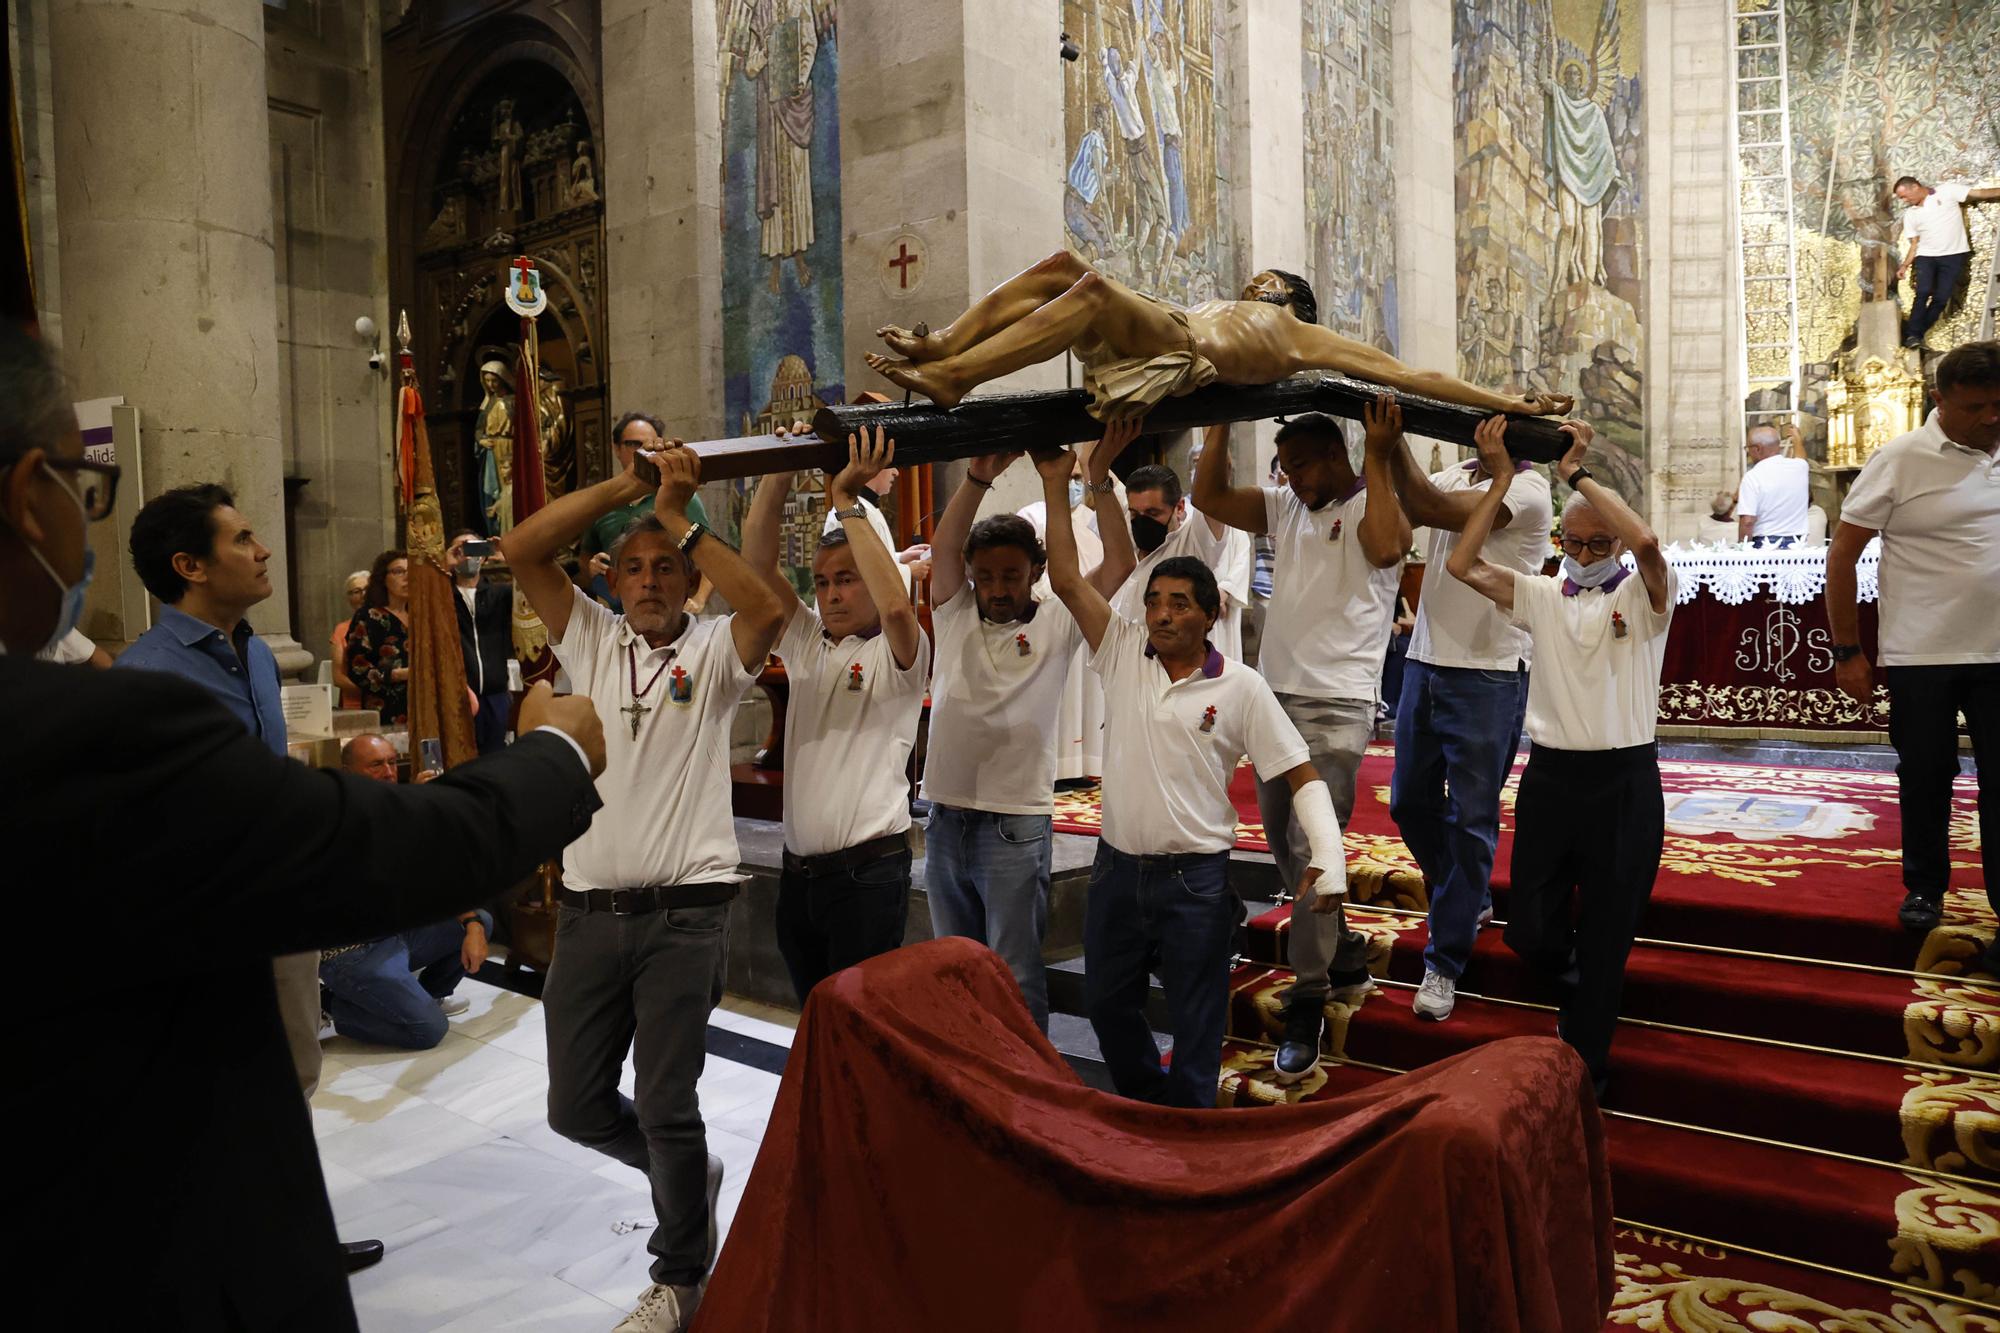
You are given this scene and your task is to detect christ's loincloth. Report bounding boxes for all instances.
[1074,301,1219,422]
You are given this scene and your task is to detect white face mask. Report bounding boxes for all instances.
[6,464,93,653]
[1561,552,1623,588]
[459,556,484,578]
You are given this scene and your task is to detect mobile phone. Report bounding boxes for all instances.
[460,539,495,557]
[632,449,662,487]
[419,737,443,775]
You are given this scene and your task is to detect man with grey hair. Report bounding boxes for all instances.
[1735,422,1809,548]
[1446,415,1676,1094]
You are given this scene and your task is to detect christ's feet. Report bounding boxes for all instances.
[865,352,965,408]
[875,322,943,361]
[1517,392,1575,416]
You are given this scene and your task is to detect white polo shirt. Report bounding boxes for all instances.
[775,606,931,856]
[1090,612,1311,855]
[1840,411,2000,665]
[921,591,1084,816]
[1509,566,1678,751]
[1258,482,1402,701]
[1111,509,1228,622]
[1901,182,1971,257]
[1409,463,1554,671]
[1736,454,1810,538]
[548,586,758,891]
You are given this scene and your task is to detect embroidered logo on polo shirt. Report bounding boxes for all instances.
[1611,611,1627,640]
[668,664,694,704]
[1016,633,1032,657]
[848,662,865,692]
[1329,518,1343,541]
[1199,705,1217,733]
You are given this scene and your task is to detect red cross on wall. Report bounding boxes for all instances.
[888,242,920,289]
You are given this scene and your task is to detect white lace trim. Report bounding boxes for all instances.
[1616,540,1881,606]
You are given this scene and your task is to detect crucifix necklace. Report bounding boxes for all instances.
[623,643,675,740]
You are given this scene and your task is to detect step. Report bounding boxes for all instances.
[1241,905,1990,1064]
[1215,1037,2000,1298]
[1224,963,1994,1179]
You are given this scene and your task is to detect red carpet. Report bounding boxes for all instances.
[1057,743,1998,1315]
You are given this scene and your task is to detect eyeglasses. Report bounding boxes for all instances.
[41,457,122,522]
[1559,534,1618,557]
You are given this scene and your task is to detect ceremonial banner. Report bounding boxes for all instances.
[507,262,556,684]
[396,321,477,771]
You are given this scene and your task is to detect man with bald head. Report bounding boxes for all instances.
[317,735,494,1049]
[1735,422,1809,548]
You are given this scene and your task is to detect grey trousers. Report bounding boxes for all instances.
[543,902,730,1287]
[273,950,325,1099]
[1253,693,1374,1002]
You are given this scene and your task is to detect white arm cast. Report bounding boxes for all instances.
[1292,779,1347,898]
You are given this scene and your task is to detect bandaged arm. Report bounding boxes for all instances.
[1289,776,1347,898]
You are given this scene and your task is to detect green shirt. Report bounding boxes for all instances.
[585,492,709,557]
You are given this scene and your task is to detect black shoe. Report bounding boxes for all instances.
[341,1239,384,1274]
[1898,891,1943,933]
[1900,335,1922,349]
[1273,996,1324,1085]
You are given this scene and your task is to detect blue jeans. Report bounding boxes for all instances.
[1391,660,1527,981]
[926,806,1054,1031]
[1748,534,1799,550]
[1907,251,1967,342]
[319,910,491,1050]
[1083,843,1235,1108]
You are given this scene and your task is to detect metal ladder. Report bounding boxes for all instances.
[1982,227,1999,342]
[1729,2,1802,431]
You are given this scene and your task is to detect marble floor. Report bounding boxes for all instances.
[312,983,797,1332]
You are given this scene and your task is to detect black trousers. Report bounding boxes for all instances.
[1504,743,1664,1079]
[1907,251,1968,342]
[776,846,912,1004]
[1887,664,1998,920]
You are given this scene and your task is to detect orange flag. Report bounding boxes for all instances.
[398,343,477,771]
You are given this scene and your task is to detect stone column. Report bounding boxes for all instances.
[48,0,303,663]
[1394,0,1458,380]
[601,0,726,444]
[1645,0,1739,542]
[838,0,1065,514]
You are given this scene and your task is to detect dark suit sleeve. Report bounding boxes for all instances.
[74,672,601,965]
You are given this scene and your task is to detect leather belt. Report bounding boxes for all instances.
[781,832,909,879]
[561,882,739,916]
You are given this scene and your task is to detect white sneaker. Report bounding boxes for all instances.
[437,993,471,1018]
[612,1282,700,1333]
[1412,970,1456,1021]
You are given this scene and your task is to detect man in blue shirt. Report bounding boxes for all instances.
[116,482,384,1275]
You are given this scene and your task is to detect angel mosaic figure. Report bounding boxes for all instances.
[867,251,1573,422]
[1541,0,1627,288]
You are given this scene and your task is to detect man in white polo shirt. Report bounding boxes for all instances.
[1035,447,1346,1108]
[1190,396,1411,1083]
[502,441,786,1333]
[1384,408,1556,1022]
[1446,416,1676,1094]
[1892,175,2000,349]
[1826,340,1999,960]
[743,426,931,1003]
[1735,422,1810,548]
[921,429,1137,1031]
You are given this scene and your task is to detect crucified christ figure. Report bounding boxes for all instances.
[867,251,1574,421]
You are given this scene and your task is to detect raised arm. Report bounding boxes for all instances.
[1190,421,1268,534]
[1442,416,1520,615]
[740,461,805,629]
[499,455,654,642]
[1824,519,1878,704]
[650,444,786,673]
[1358,394,1415,569]
[828,427,922,670]
[928,450,1021,607]
[1085,418,1141,598]
[1037,448,1115,652]
[1969,186,2000,203]
[1553,420,1668,613]
[1385,429,1522,534]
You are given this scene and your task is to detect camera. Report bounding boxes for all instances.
[1060,31,1080,61]
[368,351,386,371]
[460,539,496,558]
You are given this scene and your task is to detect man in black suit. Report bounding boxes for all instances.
[449,529,515,753]
[0,322,609,1331]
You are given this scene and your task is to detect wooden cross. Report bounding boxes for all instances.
[887,242,920,289]
[621,698,650,740]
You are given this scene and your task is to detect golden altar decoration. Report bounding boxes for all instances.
[1824,356,1926,470]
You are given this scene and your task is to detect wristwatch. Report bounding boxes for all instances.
[1565,466,1594,489]
[831,502,869,522]
[1830,643,1864,663]
[677,521,707,554]
[1087,476,1117,495]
